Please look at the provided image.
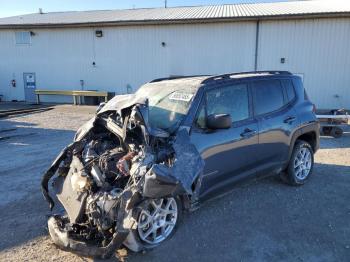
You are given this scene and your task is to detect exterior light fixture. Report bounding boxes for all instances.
[95,30,103,37]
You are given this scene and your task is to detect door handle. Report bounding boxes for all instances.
[284,116,296,124]
[240,128,257,138]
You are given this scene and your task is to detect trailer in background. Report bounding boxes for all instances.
[317,109,349,138]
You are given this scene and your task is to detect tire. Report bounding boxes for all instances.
[330,127,343,138]
[282,140,314,186]
[123,197,182,252]
[320,127,332,136]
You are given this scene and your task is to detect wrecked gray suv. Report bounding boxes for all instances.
[42,71,319,258]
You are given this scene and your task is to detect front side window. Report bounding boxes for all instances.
[196,83,249,128]
[252,80,284,115]
[15,31,31,45]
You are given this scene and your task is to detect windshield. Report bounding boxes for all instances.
[136,83,197,133]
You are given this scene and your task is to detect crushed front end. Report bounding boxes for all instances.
[41,94,204,258]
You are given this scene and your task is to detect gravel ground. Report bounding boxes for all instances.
[0,105,349,262]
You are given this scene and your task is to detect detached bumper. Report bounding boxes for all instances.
[48,216,129,259]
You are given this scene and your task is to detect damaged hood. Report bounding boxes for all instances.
[97,94,146,116]
[74,93,169,142]
[96,94,205,194]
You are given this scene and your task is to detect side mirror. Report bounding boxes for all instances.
[207,114,232,129]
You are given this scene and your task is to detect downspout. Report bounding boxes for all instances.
[254,20,260,71]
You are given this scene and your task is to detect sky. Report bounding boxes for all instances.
[0,0,294,18]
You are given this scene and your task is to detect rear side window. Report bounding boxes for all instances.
[252,80,284,115]
[281,79,296,103]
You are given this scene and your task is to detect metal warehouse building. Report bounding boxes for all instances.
[0,0,349,109]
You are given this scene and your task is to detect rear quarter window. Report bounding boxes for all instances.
[252,80,284,115]
[281,79,296,103]
[304,89,309,100]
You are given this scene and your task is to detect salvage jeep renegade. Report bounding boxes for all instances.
[42,71,320,258]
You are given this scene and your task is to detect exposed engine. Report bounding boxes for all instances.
[41,95,204,258]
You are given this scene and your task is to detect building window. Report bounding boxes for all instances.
[15,31,31,44]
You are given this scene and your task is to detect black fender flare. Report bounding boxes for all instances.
[285,122,319,168]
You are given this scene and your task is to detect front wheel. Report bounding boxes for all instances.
[123,197,182,252]
[282,140,314,185]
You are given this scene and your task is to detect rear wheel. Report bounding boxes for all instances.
[282,140,314,185]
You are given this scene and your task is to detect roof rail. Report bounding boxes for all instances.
[150,75,209,83]
[202,70,292,84]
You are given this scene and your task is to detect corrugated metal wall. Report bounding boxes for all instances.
[0,17,349,108]
[0,22,256,102]
[258,18,350,109]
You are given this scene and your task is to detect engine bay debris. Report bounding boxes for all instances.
[41,94,204,258]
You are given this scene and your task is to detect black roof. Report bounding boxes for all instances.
[150,71,293,85]
[202,71,292,84]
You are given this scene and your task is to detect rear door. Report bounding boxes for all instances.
[252,78,298,174]
[190,82,259,199]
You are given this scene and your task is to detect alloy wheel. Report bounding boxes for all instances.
[294,147,312,180]
[137,198,178,245]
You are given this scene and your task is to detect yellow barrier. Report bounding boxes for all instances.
[35,90,110,105]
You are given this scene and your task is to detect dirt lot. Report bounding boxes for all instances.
[0,105,349,262]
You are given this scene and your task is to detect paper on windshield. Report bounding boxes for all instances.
[169,92,194,102]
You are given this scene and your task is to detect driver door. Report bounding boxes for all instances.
[190,82,259,200]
